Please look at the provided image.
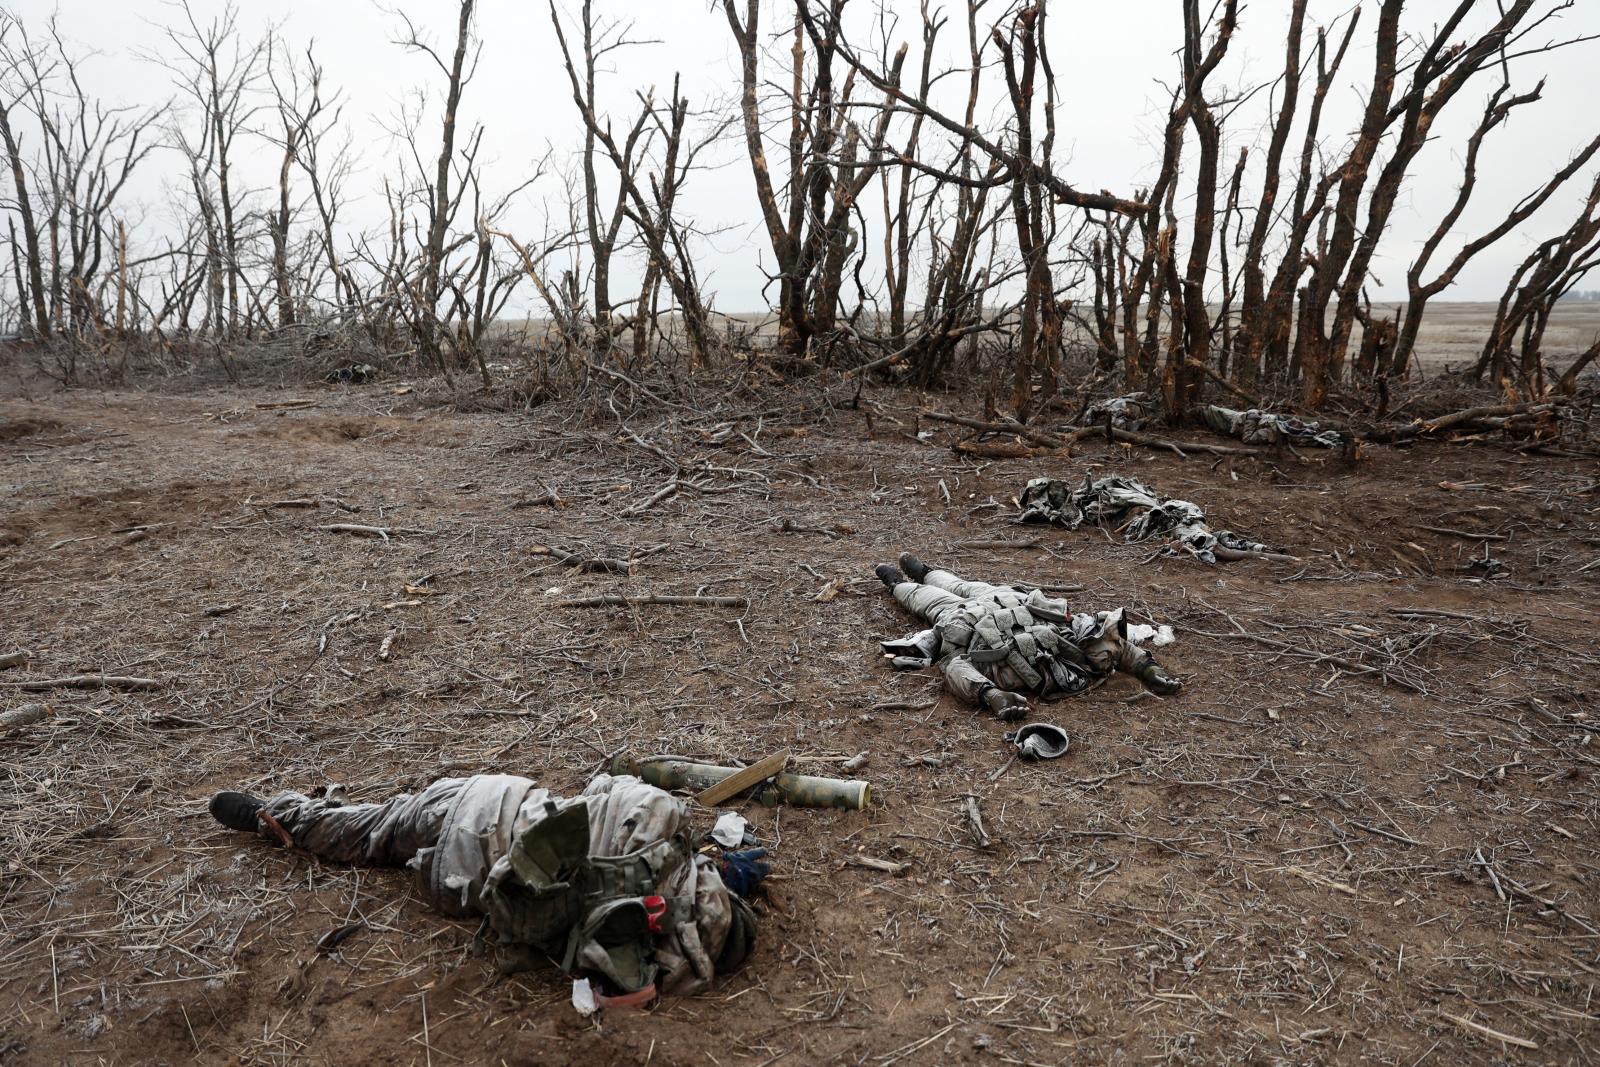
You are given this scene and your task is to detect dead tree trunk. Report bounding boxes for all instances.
[1294,0,1402,408]
[0,94,47,339]
[404,0,477,373]
[1166,0,1238,421]
[1231,0,1305,387]
[1260,13,1358,382]
[1475,174,1600,394]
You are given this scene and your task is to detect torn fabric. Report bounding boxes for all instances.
[1200,404,1343,448]
[1017,472,1278,564]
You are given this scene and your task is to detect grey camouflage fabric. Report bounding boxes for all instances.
[1083,390,1160,430]
[1017,472,1275,564]
[1080,392,1341,448]
[1200,404,1342,447]
[880,565,1155,711]
[260,773,737,995]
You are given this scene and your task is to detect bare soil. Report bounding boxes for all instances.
[2,370,1597,1066]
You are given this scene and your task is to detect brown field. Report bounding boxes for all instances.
[1,306,1598,1065]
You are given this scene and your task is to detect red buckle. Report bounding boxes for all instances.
[643,895,666,934]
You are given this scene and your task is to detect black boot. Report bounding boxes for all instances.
[875,563,906,588]
[1131,658,1183,696]
[898,554,931,582]
[209,790,265,832]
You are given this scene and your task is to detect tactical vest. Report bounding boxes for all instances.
[940,589,1090,694]
[478,798,694,993]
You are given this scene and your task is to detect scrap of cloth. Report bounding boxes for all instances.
[1017,472,1277,564]
[1200,404,1343,447]
[1083,390,1161,430]
[1081,393,1342,449]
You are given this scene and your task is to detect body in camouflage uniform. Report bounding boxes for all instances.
[218,773,753,996]
[1079,391,1342,448]
[1199,404,1342,447]
[875,556,1180,719]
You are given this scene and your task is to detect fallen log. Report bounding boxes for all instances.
[7,675,160,692]
[1101,423,1259,457]
[1364,401,1565,443]
[1423,401,1557,435]
[0,702,49,729]
[921,408,1261,458]
[952,439,1051,459]
[530,545,634,574]
[318,524,429,542]
[919,409,1071,450]
[554,594,747,609]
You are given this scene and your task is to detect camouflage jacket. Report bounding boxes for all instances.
[419,773,735,995]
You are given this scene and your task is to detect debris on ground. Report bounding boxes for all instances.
[1017,471,1297,563]
[1004,722,1070,759]
[6,380,1598,1065]
[710,811,749,848]
[0,702,50,730]
[614,753,872,810]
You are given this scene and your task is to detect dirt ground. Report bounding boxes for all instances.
[2,366,1598,1066]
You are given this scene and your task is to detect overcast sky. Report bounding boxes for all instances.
[10,0,1600,313]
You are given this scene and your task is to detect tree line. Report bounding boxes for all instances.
[1,0,1597,412]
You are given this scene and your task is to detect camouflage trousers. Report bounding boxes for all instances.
[261,775,529,917]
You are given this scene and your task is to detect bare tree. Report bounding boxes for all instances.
[1164,0,1239,420]
[1393,81,1600,376]
[155,0,266,338]
[1295,0,1574,406]
[0,13,53,339]
[1474,172,1600,394]
[393,0,479,372]
[1227,0,1307,388]
[273,44,358,325]
[551,4,724,367]
[728,0,905,363]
